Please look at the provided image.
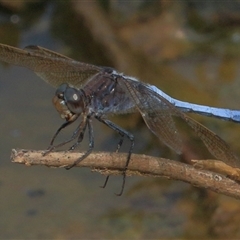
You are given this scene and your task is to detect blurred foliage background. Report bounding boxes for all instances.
[1,1,240,239]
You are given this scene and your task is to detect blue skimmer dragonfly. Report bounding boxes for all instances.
[0,43,239,195]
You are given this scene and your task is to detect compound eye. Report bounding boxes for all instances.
[64,88,85,114]
[55,83,69,99]
[65,88,80,103]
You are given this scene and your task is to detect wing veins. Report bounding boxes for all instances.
[0,43,101,88]
[120,77,239,167]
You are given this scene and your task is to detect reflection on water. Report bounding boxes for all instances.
[0,1,240,239]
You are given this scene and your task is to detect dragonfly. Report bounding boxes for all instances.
[0,43,239,195]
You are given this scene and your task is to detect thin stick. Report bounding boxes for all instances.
[11,149,240,199]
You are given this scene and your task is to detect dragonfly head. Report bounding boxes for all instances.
[53,83,86,122]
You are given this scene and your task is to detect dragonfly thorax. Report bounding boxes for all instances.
[53,83,86,121]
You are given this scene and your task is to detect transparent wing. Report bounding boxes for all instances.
[120,77,239,167]
[119,78,182,154]
[182,114,239,167]
[0,43,102,88]
[24,45,73,60]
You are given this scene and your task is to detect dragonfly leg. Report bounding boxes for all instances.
[68,118,88,151]
[116,134,125,153]
[44,114,88,156]
[100,132,124,189]
[96,116,134,196]
[65,117,94,170]
[43,120,76,155]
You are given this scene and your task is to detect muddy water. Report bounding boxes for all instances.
[1,2,240,239]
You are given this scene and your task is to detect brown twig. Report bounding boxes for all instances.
[11,149,240,199]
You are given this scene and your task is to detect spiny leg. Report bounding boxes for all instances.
[44,120,76,155]
[116,133,125,153]
[96,116,134,196]
[50,116,88,152]
[68,118,88,151]
[100,131,125,189]
[65,117,94,170]
[48,123,81,152]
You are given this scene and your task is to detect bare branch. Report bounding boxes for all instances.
[11,149,240,199]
